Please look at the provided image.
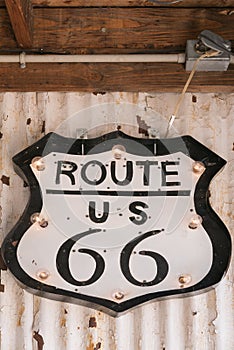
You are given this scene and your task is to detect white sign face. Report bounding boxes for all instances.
[2,132,231,316]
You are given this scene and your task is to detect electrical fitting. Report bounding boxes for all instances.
[186,30,233,71]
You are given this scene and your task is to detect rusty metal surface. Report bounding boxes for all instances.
[0,92,233,350]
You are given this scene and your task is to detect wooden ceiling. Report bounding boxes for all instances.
[0,0,234,92]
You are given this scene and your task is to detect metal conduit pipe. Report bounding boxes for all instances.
[1,52,233,70]
[0,53,186,65]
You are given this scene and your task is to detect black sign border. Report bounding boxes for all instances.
[1,131,232,316]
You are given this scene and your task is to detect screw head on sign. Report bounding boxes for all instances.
[31,156,45,171]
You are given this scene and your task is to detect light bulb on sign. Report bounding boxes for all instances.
[113,291,125,300]
[30,212,48,228]
[192,161,205,175]
[31,156,45,171]
[112,145,126,160]
[178,274,192,287]
[188,215,203,229]
[37,270,50,280]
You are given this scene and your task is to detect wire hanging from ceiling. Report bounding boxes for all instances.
[165,50,220,137]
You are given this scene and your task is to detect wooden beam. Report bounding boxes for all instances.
[1,7,234,54]
[1,0,234,8]
[32,8,234,54]
[5,0,33,48]
[0,63,233,92]
[0,10,16,49]
[32,0,234,7]
[0,6,233,92]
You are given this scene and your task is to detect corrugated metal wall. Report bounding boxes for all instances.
[0,92,233,350]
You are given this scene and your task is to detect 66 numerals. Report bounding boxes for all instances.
[56,229,169,288]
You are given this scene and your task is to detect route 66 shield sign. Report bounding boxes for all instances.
[2,131,231,316]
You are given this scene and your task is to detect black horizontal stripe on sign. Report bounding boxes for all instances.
[46,189,191,196]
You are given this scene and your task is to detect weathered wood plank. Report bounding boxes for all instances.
[0,10,17,49]
[32,0,234,7]
[0,63,233,92]
[31,8,234,54]
[0,7,234,53]
[1,0,234,8]
[5,0,33,48]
